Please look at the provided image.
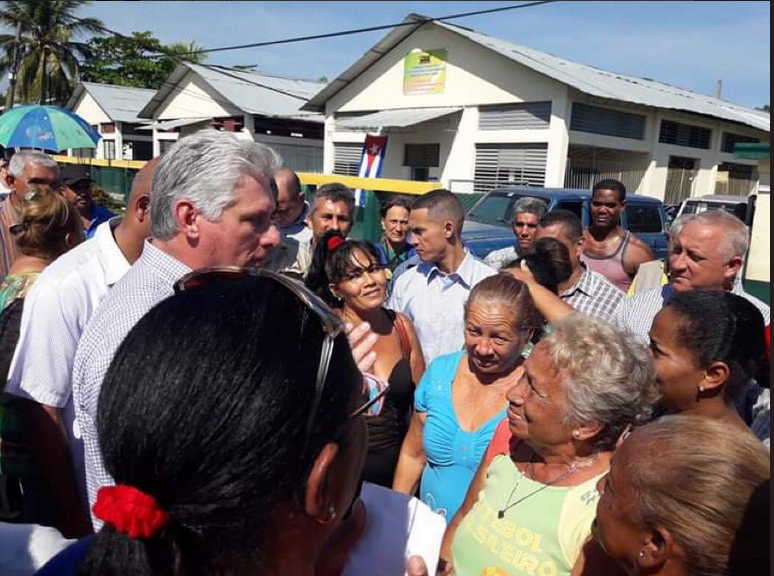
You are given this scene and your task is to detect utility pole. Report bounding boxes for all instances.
[715,79,723,99]
[4,22,23,112]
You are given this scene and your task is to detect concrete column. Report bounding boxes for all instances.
[544,88,570,187]
[323,114,336,174]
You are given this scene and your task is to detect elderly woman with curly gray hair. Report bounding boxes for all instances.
[438,313,658,576]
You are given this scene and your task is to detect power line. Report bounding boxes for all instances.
[65,1,556,104]
[160,1,555,58]
[65,16,319,102]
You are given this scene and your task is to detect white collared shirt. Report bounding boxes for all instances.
[388,251,496,365]
[5,218,131,504]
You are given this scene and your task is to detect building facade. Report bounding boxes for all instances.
[66,82,156,161]
[304,14,769,204]
[138,63,325,171]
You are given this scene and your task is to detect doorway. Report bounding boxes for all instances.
[665,156,699,205]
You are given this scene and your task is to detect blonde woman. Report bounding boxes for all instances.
[593,414,770,576]
[0,184,82,528]
[0,185,83,311]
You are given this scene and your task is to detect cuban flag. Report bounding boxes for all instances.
[355,135,388,207]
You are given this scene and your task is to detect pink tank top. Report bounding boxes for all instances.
[582,231,631,292]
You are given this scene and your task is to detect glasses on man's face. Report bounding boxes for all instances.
[173,266,387,455]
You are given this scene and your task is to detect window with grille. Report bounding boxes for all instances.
[570,103,645,140]
[333,143,362,176]
[478,102,552,130]
[474,143,548,193]
[403,144,439,167]
[720,132,759,154]
[103,140,116,160]
[718,162,756,181]
[659,120,712,149]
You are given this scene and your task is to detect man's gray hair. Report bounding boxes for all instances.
[512,197,547,220]
[8,150,59,178]
[542,313,658,450]
[670,210,749,261]
[150,129,282,240]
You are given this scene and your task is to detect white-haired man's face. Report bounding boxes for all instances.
[196,174,280,269]
[668,222,741,293]
[8,163,59,201]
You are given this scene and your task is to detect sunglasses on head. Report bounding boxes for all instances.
[174,267,387,456]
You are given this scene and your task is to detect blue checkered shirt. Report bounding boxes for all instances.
[72,240,191,527]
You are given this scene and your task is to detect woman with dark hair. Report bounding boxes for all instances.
[37,271,375,574]
[648,290,769,434]
[306,230,425,487]
[502,236,573,295]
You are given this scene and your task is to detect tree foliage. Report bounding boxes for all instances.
[0,0,104,106]
[80,31,205,89]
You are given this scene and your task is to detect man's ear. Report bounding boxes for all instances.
[725,256,743,280]
[304,442,340,521]
[134,195,150,223]
[443,219,455,240]
[574,237,585,258]
[174,200,200,239]
[638,526,677,572]
[5,173,14,190]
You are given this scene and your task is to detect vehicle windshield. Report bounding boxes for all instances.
[682,201,746,216]
[467,193,548,226]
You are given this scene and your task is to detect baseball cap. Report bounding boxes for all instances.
[60,164,92,187]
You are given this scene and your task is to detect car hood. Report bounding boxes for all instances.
[462,220,512,241]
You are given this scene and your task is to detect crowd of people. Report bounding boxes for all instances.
[0,129,768,576]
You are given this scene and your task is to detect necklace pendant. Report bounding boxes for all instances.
[497,510,505,519]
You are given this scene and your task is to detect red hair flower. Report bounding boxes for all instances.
[93,485,169,539]
[327,235,345,252]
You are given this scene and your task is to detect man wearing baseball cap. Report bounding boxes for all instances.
[60,165,115,239]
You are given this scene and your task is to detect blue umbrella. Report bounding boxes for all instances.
[0,105,101,152]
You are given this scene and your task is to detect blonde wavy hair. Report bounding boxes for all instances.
[11,184,82,259]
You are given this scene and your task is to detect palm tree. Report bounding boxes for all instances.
[0,0,104,107]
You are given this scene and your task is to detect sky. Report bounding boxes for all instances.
[5,1,772,108]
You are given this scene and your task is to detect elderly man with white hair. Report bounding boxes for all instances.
[615,209,770,433]
[0,150,60,279]
[614,209,769,339]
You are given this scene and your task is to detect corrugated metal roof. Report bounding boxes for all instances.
[138,62,325,123]
[136,117,212,130]
[304,14,769,133]
[336,106,462,129]
[67,82,156,124]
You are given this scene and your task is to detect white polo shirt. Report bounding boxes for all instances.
[5,218,131,504]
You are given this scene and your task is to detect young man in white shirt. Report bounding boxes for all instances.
[388,189,496,365]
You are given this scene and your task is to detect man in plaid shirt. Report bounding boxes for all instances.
[534,209,624,323]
